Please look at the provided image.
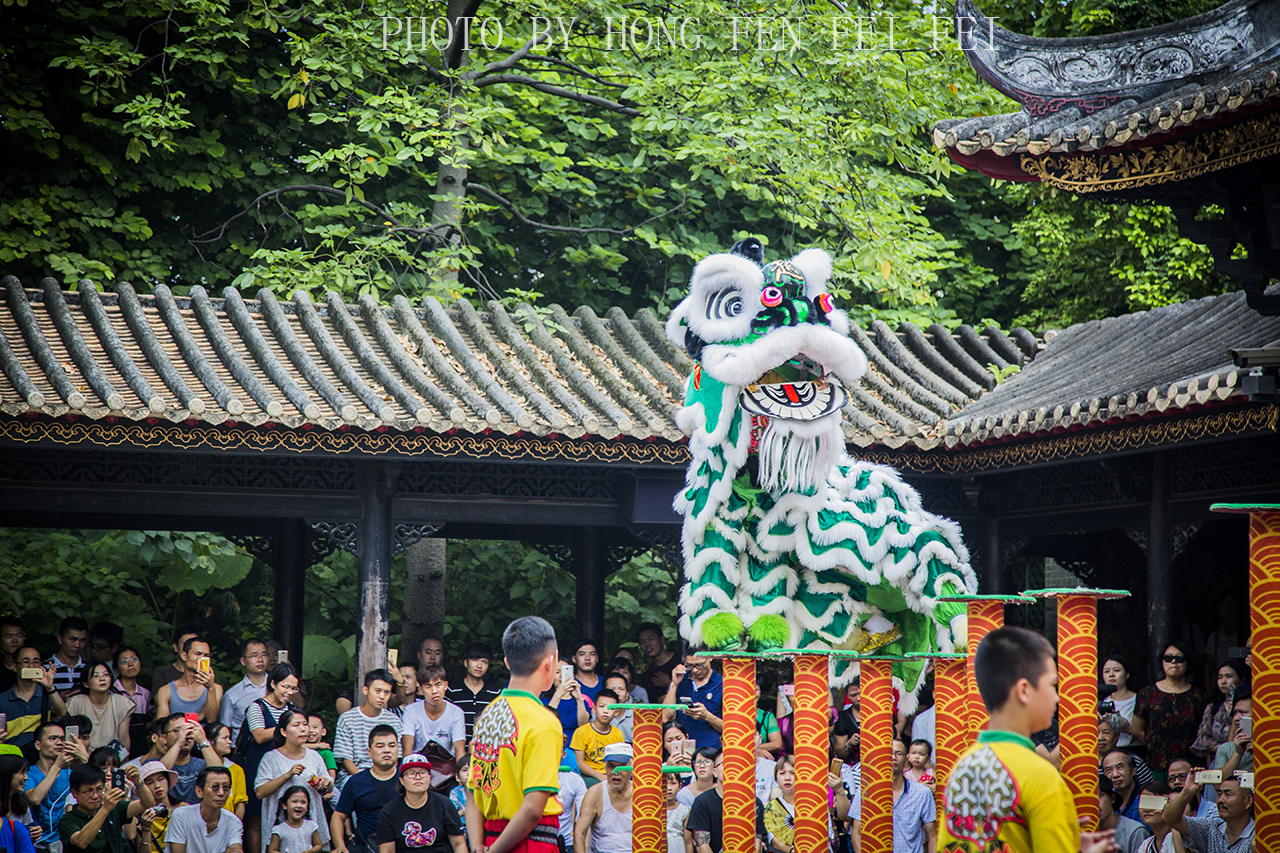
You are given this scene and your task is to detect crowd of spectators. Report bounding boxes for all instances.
[1,593,1259,853]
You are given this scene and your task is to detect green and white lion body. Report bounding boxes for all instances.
[666,242,977,706]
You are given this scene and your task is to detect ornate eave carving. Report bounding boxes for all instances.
[957,0,1271,118]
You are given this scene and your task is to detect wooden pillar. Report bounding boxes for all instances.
[575,527,605,644]
[275,519,308,673]
[859,658,895,853]
[721,657,757,853]
[1026,588,1129,831]
[983,516,1005,594]
[631,708,664,853]
[356,462,394,691]
[1212,503,1280,848]
[792,654,830,853]
[1147,451,1172,683]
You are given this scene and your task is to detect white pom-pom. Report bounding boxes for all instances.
[790,248,834,295]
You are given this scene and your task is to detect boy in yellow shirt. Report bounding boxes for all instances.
[940,626,1119,853]
[569,690,623,786]
[466,616,564,853]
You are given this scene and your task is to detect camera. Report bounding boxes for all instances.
[1099,683,1118,714]
[151,805,168,818]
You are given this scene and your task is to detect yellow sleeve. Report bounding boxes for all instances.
[522,714,563,795]
[1024,761,1080,853]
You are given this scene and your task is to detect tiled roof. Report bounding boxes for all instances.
[942,291,1280,447]
[933,0,1280,159]
[0,278,1038,451]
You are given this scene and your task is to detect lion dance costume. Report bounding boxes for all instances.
[665,239,978,705]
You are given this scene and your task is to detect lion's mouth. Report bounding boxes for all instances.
[739,355,846,421]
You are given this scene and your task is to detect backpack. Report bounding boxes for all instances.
[230,698,273,763]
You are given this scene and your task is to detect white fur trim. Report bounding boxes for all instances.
[950,613,969,653]
[700,324,868,388]
[665,301,690,348]
[676,253,765,345]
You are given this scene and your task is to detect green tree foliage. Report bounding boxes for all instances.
[0,528,253,673]
[3,0,1020,323]
[924,0,1234,329]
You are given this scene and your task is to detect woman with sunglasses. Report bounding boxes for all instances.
[1131,642,1207,777]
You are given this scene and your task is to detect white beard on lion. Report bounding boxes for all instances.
[753,411,842,495]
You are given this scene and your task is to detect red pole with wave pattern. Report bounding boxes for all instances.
[932,656,968,819]
[1057,594,1101,829]
[631,708,663,853]
[792,654,830,853]
[966,599,1006,742]
[722,657,757,853]
[1246,510,1280,849]
[859,658,894,853]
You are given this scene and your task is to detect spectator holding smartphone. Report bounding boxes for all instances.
[23,722,80,853]
[59,764,152,853]
[661,652,723,751]
[67,663,133,752]
[155,638,222,725]
[154,714,221,806]
[2,648,69,749]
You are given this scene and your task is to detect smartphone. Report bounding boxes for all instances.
[0,712,6,732]
[387,648,399,668]
[560,664,574,685]
[779,684,795,696]
[197,657,211,674]
[65,725,79,742]
[278,649,289,664]
[1138,793,1168,810]
[1195,770,1222,785]
[1240,716,1253,737]
[20,668,42,680]
[1237,771,1255,788]
[184,712,200,728]
[829,758,843,775]
[1228,646,1249,659]
[111,769,126,789]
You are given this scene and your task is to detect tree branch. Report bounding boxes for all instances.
[187,184,456,252]
[468,74,640,115]
[520,53,632,90]
[466,183,685,235]
[463,29,554,80]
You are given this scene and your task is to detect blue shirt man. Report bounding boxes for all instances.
[665,654,724,749]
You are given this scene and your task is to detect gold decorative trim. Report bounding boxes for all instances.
[854,404,1280,474]
[0,418,693,466]
[1,403,1275,473]
[1018,112,1280,193]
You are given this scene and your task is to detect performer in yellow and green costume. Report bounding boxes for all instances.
[665,239,977,704]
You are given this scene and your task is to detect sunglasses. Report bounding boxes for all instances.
[1163,654,1187,663]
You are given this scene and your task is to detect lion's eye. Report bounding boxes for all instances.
[707,289,743,320]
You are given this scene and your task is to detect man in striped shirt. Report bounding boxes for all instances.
[45,616,88,696]
[334,669,403,788]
